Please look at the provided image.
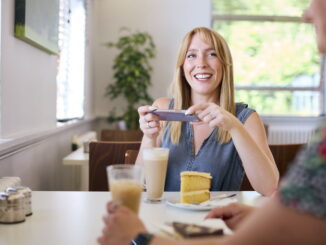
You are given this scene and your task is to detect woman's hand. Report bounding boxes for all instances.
[205,203,255,230]
[186,103,241,131]
[138,105,161,140]
[97,202,147,245]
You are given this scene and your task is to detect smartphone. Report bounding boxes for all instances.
[172,222,224,238]
[150,109,200,122]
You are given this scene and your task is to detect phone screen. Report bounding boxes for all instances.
[150,109,199,122]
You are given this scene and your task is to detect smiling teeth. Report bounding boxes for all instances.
[195,74,211,79]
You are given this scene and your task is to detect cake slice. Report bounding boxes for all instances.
[180,190,210,204]
[180,171,212,204]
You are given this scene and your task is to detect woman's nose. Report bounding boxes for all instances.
[196,55,207,68]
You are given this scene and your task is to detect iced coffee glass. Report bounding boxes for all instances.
[142,147,169,203]
[107,164,143,214]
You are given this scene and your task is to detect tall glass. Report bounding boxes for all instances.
[142,148,169,203]
[107,164,143,214]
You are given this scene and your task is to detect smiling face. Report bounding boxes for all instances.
[182,33,223,101]
[304,0,326,54]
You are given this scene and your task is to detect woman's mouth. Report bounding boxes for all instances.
[194,73,213,81]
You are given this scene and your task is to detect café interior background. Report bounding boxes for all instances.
[0,0,324,191]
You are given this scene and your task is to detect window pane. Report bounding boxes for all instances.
[213,21,320,87]
[213,0,309,16]
[57,0,85,121]
[237,90,320,116]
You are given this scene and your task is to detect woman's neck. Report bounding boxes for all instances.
[191,92,219,105]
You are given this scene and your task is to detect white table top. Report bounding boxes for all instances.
[63,147,89,166]
[0,191,266,245]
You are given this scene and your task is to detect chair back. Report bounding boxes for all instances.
[89,141,141,191]
[125,149,139,164]
[240,143,304,191]
[100,129,143,141]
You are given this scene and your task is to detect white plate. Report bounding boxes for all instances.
[166,198,218,211]
[166,194,238,211]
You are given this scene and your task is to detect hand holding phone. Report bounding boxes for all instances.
[150,109,200,122]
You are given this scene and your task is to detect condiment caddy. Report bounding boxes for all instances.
[0,186,32,224]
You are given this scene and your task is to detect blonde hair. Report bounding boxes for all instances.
[168,27,235,144]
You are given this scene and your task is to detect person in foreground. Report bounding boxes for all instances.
[135,26,278,196]
[98,0,326,244]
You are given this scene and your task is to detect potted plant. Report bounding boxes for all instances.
[105,28,156,130]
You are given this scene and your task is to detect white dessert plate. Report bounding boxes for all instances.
[166,194,237,211]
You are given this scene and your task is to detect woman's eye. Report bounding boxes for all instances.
[208,52,217,57]
[186,53,196,59]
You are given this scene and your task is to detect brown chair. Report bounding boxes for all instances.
[89,141,141,191]
[125,149,139,164]
[100,129,143,141]
[240,143,305,191]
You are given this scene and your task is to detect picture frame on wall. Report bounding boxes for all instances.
[14,0,59,55]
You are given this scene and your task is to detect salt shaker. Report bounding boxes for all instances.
[0,191,26,224]
[6,186,32,216]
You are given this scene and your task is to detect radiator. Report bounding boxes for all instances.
[268,126,316,144]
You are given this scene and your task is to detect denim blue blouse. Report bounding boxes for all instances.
[162,102,255,191]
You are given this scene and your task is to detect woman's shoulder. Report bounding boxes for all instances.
[235,102,256,122]
[153,97,171,109]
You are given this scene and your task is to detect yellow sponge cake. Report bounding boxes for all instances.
[180,171,212,204]
[181,190,210,204]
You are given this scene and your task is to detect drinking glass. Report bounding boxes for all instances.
[107,164,143,214]
[142,148,169,203]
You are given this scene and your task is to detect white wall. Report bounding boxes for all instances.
[0,0,95,139]
[1,0,57,138]
[92,0,211,117]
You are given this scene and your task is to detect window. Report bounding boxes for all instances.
[212,0,322,116]
[57,0,86,121]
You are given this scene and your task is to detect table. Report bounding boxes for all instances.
[62,147,89,191]
[0,191,266,245]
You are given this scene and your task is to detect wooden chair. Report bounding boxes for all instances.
[100,129,143,141]
[125,149,139,164]
[240,143,305,191]
[89,141,141,191]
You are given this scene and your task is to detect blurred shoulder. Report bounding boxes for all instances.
[152,97,171,109]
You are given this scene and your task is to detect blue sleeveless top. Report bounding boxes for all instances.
[162,102,255,191]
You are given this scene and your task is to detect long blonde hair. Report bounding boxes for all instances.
[167,27,235,144]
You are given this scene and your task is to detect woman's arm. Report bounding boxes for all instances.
[221,197,326,245]
[230,112,279,195]
[135,97,171,166]
[152,197,326,245]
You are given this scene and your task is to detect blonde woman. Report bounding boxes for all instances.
[136,27,279,196]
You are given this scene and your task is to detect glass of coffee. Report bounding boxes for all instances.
[107,164,143,214]
[142,148,169,203]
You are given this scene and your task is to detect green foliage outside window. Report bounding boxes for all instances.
[212,0,320,116]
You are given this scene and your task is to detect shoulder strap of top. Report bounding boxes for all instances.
[236,103,256,123]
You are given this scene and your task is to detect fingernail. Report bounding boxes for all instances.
[185,109,191,115]
[149,106,157,111]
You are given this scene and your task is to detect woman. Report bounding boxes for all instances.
[136,27,278,195]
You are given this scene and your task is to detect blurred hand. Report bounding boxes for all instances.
[186,103,241,131]
[97,202,147,245]
[205,203,255,230]
[138,105,161,139]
